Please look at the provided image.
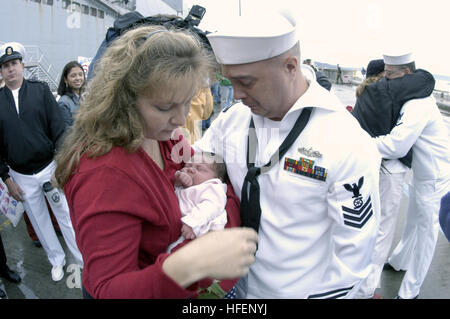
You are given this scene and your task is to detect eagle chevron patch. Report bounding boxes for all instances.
[342,196,373,229]
[340,176,373,229]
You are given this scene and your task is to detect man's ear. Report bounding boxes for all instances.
[285,55,299,75]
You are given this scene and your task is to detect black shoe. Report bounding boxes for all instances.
[0,266,21,283]
[395,295,418,299]
[33,240,42,248]
[0,288,5,298]
[383,263,403,272]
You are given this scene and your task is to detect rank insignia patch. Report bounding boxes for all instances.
[284,157,327,181]
[341,176,373,229]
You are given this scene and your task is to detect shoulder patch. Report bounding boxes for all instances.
[339,176,374,229]
[341,196,373,229]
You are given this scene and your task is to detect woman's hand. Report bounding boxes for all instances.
[5,178,25,202]
[162,227,258,288]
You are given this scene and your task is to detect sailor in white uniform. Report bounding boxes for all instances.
[373,51,450,299]
[194,11,381,299]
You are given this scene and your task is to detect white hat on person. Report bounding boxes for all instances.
[0,42,26,66]
[383,50,414,65]
[207,12,298,65]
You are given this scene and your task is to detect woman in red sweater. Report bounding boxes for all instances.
[54,26,257,299]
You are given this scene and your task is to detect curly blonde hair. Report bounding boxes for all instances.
[356,73,384,98]
[54,25,215,188]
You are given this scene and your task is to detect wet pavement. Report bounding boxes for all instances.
[0,84,449,299]
[0,216,83,299]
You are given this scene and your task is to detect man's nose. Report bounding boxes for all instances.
[232,85,246,101]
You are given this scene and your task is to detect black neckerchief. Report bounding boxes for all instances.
[240,107,313,234]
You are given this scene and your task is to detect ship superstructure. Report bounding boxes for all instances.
[0,0,181,90]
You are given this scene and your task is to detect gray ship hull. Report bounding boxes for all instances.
[0,0,120,86]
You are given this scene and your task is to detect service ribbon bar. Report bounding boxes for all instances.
[284,157,327,182]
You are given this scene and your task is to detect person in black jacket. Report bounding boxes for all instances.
[353,59,435,299]
[336,64,343,84]
[0,42,82,282]
[303,59,332,91]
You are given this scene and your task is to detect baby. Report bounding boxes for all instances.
[167,152,228,252]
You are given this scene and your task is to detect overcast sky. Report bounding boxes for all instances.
[184,0,450,76]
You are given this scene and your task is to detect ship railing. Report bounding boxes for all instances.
[23,45,59,92]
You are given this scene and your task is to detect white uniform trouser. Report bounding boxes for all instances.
[356,169,408,298]
[9,161,83,267]
[388,176,449,298]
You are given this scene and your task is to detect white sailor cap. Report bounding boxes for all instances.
[207,12,298,65]
[383,50,414,65]
[0,42,25,66]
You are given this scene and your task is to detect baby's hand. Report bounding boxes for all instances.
[181,224,196,240]
[174,170,193,187]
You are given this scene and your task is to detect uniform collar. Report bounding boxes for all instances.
[286,78,342,116]
[3,77,26,93]
[251,78,342,127]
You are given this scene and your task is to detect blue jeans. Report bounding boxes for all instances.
[220,85,234,110]
[202,117,211,131]
[211,82,221,105]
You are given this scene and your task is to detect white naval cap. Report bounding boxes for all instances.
[0,42,26,66]
[383,50,414,65]
[207,12,298,65]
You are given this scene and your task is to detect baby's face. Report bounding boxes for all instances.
[180,161,217,186]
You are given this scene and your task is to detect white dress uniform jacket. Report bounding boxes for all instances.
[375,95,450,181]
[374,95,450,298]
[194,80,381,298]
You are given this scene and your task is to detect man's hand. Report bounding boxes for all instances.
[181,224,196,240]
[4,178,25,202]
